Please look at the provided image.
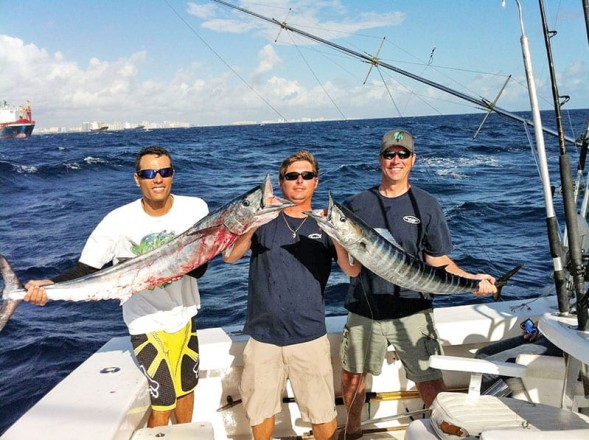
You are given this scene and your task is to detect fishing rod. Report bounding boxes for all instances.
[585,0,589,46]
[538,0,587,330]
[511,0,570,318]
[213,0,580,146]
[578,124,589,217]
[579,0,589,218]
[576,0,589,320]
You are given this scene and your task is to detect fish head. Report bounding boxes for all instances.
[223,175,294,234]
[259,173,294,221]
[305,193,363,247]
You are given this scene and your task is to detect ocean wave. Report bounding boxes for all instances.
[0,160,39,175]
[83,156,107,165]
[14,164,39,174]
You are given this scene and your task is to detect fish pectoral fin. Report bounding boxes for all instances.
[222,245,235,259]
[375,228,404,250]
[186,225,223,237]
[348,254,355,266]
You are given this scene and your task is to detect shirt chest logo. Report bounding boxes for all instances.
[403,215,421,225]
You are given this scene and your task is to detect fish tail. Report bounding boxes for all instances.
[493,264,524,301]
[0,255,24,331]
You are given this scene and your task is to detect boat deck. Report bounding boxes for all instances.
[1,296,562,439]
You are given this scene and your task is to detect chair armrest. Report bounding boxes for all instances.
[429,355,527,377]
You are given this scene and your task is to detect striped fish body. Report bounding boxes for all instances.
[308,194,479,295]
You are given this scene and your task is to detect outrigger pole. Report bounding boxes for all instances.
[213,0,579,145]
[538,0,588,330]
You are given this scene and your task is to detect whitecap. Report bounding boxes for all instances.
[15,164,38,174]
[84,156,106,164]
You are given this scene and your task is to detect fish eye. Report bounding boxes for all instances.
[339,216,346,222]
[242,200,251,207]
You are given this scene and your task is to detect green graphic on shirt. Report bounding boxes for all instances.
[130,231,176,256]
[130,230,177,289]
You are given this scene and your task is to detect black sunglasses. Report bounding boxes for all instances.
[282,171,316,181]
[381,150,412,160]
[136,167,174,179]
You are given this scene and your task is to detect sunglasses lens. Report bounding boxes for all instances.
[158,167,174,178]
[137,167,174,179]
[382,150,411,160]
[284,171,316,180]
[137,169,156,179]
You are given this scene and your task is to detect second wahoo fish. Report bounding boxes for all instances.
[306,194,521,298]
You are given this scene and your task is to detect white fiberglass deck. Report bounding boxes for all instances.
[2,296,558,439]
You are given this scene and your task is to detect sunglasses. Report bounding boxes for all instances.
[381,150,412,160]
[136,167,174,179]
[282,171,317,181]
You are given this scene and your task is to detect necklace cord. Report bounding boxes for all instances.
[282,212,309,239]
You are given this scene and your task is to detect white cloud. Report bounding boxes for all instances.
[201,18,259,34]
[186,3,217,19]
[255,45,282,75]
[561,60,587,94]
[192,1,406,43]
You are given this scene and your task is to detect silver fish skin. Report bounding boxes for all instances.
[306,193,482,295]
[0,175,293,331]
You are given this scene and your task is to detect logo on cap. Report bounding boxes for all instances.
[393,131,405,141]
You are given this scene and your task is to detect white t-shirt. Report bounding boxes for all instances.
[79,195,209,335]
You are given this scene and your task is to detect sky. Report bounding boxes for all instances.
[1,0,587,129]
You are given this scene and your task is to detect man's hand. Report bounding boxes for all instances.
[473,275,497,297]
[23,279,53,306]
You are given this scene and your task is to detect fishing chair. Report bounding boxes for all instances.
[404,355,589,440]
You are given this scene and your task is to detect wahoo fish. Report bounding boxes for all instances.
[0,175,293,331]
[306,194,521,297]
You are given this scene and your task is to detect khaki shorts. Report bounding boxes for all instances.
[239,336,337,426]
[339,310,443,383]
[131,319,199,412]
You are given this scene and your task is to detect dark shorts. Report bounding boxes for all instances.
[131,319,199,411]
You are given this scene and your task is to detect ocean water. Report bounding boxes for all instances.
[0,110,587,432]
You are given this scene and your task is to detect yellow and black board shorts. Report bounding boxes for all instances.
[131,319,199,411]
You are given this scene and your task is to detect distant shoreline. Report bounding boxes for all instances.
[30,108,589,136]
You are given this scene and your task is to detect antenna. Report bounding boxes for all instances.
[362,37,386,85]
[274,8,291,42]
[473,75,511,139]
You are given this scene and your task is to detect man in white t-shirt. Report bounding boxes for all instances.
[24,146,209,427]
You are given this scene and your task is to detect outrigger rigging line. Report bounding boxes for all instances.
[213,0,579,146]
